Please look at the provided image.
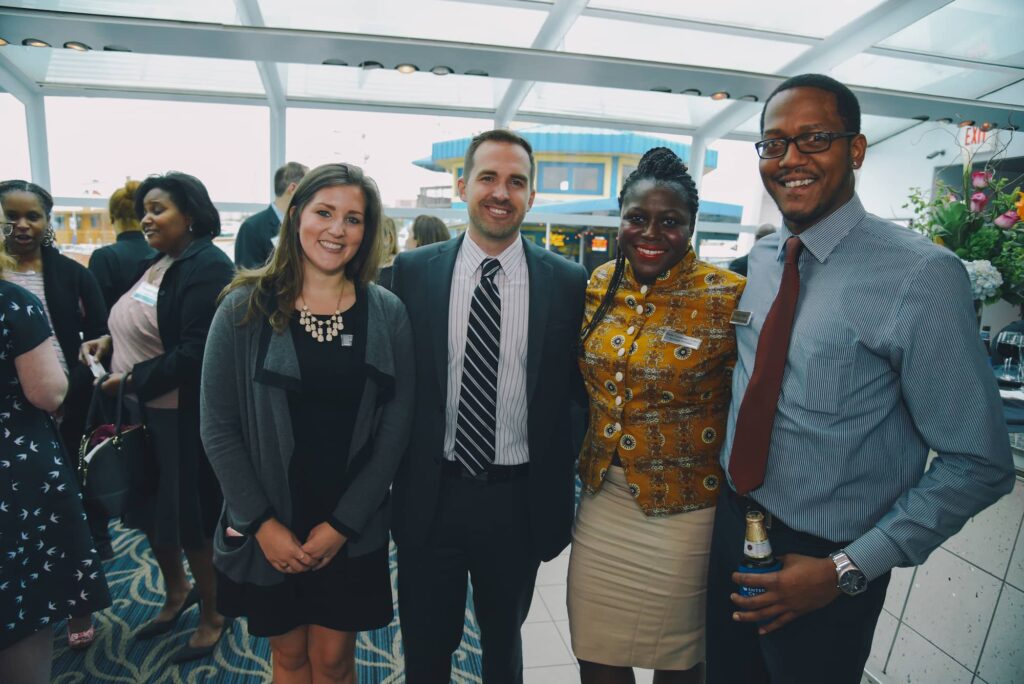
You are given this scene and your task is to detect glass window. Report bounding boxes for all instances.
[620,164,637,188]
[540,165,570,192]
[0,95,31,181]
[586,0,886,39]
[2,0,238,23]
[830,54,1017,99]
[983,80,1024,107]
[258,0,548,48]
[574,165,601,192]
[563,15,808,74]
[538,162,604,194]
[878,0,1024,68]
[44,97,269,202]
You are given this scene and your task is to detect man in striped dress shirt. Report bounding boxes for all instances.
[391,129,588,683]
[706,74,1015,684]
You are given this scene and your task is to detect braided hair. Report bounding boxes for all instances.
[578,147,699,350]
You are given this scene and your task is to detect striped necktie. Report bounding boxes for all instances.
[453,257,502,475]
[728,236,804,495]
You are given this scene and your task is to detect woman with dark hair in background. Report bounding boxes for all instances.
[202,163,413,683]
[79,172,235,663]
[0,179,109,647]
[403,214,449,250]
[375,215,398,291]
[89,179,157,311]
[0,202,111,683]
[570,148,745,683]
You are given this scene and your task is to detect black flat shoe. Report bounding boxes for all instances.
[170,617,233,664]
[134,586,200,640]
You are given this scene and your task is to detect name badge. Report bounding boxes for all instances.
[730,310,753,326]
[340,334,354,347]
[131,282,159,307]
[663,330,702,350]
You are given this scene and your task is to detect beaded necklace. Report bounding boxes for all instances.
[297,282,347,343]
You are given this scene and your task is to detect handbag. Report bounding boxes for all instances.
[78,373,158,518]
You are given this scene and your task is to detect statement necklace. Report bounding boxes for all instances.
[298,283,346,343]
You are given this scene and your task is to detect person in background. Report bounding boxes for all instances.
[89,180,158,311]
[707,73,1014,684]
[0,203,111,681]
[79,172,235,664]
[727,223,775,277]
[202,163,414,684]
[375,215,399,291]
[570,148,744,684]
[235,162,309,269]
[0,179,109,646]
[403,214,449,250]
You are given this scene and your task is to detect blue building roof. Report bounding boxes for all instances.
[451,197,742,221]
[414,125,719,172]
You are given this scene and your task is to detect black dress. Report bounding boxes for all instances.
[217,288,393,637]
[0,281,111,649]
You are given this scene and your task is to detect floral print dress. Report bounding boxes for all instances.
[0,280,110,649]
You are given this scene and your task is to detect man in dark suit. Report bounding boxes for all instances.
[233,161,307,268]
[727,223,775,276]
[392,129,588,683]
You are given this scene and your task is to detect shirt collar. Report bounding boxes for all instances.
[458,232,526,278]
[271,203,284,222]
[776,194,865,264]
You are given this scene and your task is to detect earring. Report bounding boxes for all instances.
[187,224,194,233]
[42,225,55,246]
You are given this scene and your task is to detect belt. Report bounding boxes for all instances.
[440,459,530,484]
[723,486,774,529]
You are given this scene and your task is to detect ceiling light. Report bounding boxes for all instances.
[710,91,730,100]
[103,45,132,52]
[465,69,489,77]
[431,65,453,76]
[0,37,8,47]
[958,120,975,128]
[396,63,418,74]
[649,86,671,93]
[63,41,91,51]
[912,115,929,122]
[322,58,348,66]
[1004,124,1020,131]
[937,117,953,125]
[979,122,994,131]
[359,60,383,70]
[739,94,758,102]
[680,88,701,97]
[22,38,50,48]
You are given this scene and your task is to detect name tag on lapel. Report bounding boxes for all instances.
[663,330,702,350]
[730,310,753,326]
[340,334,354,347]
[131,282,159,307]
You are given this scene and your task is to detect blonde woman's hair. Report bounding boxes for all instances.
[221,163,384,332]
[108,179,142,231]
[379,216,398,261]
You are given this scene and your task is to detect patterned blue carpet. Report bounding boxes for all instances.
[50,524,483,683]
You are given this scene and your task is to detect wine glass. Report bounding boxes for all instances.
[994,331,1021,382]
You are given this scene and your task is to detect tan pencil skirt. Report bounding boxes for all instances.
[567,466,716,670]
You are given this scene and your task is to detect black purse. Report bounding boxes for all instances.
[78,374,158,518]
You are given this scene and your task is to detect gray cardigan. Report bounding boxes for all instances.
[200,282,414,586]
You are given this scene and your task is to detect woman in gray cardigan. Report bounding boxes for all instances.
[200,164,414,683]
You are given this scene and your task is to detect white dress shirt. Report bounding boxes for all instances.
[444,235,530,465]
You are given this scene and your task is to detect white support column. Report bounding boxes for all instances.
[269,103,286,187]
[545,222,552,250]
[688,136,707,195]
[0,53,51,188]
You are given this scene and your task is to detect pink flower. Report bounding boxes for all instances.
[972,171,993,188]
[970,191,989,212]
[994,210,1019,228]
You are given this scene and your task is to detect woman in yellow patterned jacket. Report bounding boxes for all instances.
[569,147,745,684]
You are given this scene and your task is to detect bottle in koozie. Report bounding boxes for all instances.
[738,510,782,598]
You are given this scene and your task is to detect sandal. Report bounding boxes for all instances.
[68,623,96,651]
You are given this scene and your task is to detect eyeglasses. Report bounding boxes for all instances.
[0,222,14,237]
[754,131,857,159]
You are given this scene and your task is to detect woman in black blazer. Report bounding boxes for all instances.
[80,172,235,664]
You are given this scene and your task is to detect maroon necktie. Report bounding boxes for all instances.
[729,236,804,495]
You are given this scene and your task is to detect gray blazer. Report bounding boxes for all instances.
[200,282,414,586]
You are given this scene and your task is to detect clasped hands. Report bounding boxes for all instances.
[255,518,347,574]
[730,553,841,635]
[78,335,123,396]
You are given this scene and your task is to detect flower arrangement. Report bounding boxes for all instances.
[905,144,1024,306]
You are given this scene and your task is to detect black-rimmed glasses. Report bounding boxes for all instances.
[755,131,857,159]
[0,222,14,237]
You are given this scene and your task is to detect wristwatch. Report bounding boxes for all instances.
[830,550,867,596]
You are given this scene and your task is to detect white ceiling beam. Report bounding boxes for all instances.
[234,0,286,180]
[693,0,955,143]
[494,0,589,128]
[0,52,51,187]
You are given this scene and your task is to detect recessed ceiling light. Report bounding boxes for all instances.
[937,117,953,125]
[958,119,975,128]
[0,37,9,47]
[680,88,701,96]
[465,69,489,77]
[912,115,929,121]
[103,45,132,52]
[979,122,994,131]
[649,86,671,93]
[359,60,383,70]
[22,38,50,48]
[396,63,418,74]
[431,65,453,76]
[322,58,348,66]
[710,91,730,100]
[64,41,91,51]
[739,94,758,102]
